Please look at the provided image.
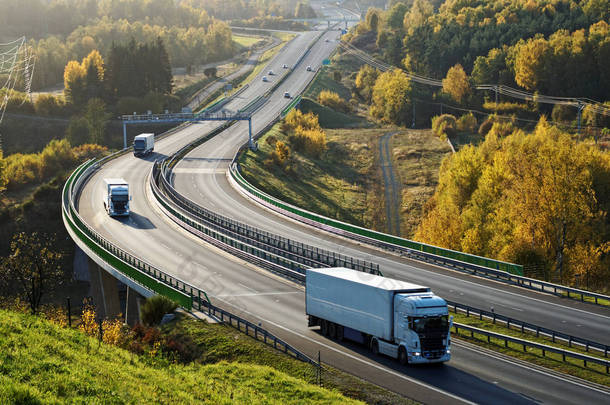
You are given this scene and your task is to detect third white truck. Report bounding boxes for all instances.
[306,267,451,365]
[133,133,154,157]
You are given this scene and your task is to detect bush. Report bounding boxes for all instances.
[140,295,178,326]
[66,117,91,146]
[478,115,495,135]
[456,112,477,132]
[317,90,350,113]
[34,94,67,116]
[431,114,457,140]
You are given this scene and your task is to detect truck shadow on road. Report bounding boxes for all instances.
[315,332,537,405]
[115,211,156,230]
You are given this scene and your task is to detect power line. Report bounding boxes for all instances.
[339,40,610,117]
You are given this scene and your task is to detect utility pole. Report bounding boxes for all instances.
[412,102,416,128]
[577,102,584,138]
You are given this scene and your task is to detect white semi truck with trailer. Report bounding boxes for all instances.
[306,267,451,365]
[103,178,130,217]
[133,133,154,157]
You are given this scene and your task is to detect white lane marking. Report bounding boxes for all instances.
[454,341,610,396]
[238,282,258,294]
[212,297,475,405]
[215,291,300,298]
[511,307,524,312]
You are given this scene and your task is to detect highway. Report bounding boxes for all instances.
[75,28,610,404]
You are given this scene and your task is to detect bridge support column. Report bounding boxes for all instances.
[122,122,127,150]
[88,258,121,319]
[124,286,142,326]
[248,118,255,150]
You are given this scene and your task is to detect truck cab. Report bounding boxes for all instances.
[103,179,130,217]
[393,294,451,364]
[133,133,154,157]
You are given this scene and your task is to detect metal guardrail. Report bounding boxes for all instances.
[201,299,317,365]
[63,149,317,367]
[453,323,610,374]
[228,166,610,306]
[448,301,609,357]
[156,160,380,276]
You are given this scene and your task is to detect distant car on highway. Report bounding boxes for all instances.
[262,76,268,82]
[282,64,289,69]
[306,65,312,71]
[268,70,274,75]
[325,38,330,42]
[283,92,291,99]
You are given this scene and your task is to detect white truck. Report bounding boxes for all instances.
[306,267,451,365]
[103,178,130,217]
[133,133,154,157]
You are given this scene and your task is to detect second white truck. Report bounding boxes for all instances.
[306,267,452,365]
[133,133,154,157]
[103,178,130,217]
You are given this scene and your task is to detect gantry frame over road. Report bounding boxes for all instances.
[120,110,254,150]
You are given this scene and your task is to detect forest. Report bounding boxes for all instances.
[339,0,610,289]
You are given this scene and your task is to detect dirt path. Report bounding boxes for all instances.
[379,131,401,236]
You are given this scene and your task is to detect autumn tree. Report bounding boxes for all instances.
[82,49,105,100]
[355,65,379,103]
[416,119,610,288]
[84,98,110,145]
[442,64,471,104]
[63,60,86,106]
[370,69,412,125]
[513,36,551,91]
[365,8,381,32]
[0,232,64,314]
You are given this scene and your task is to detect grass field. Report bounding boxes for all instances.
[240,122,388,231]
[390,130,452,237]
[0,308,420,404]
[233,34,265,48]
[0,309,360,404]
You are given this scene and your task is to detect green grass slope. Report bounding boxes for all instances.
[0,309,360,404]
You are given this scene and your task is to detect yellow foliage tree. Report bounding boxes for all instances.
[442,64,470,104]
[370,69,411,125]
[416,118,610,288]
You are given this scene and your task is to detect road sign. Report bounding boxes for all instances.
[322,59,331,65]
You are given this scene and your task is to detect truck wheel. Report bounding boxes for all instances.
[398,347,408,366]
[336,325,344,341]
[371,339,379,355]
[328,322,337,339]
[320,320,328,336]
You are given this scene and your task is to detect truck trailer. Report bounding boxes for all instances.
[306,267,451,365]
[133,133,154,157]
[103,178,130,217]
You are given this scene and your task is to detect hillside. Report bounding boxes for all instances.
[0,309,360,404]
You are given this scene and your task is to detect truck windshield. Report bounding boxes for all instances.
[411,315,448,333]
[134,140,145,149]
[112,194,128,202]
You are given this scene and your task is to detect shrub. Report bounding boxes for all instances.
[317,90,350,113]
[265,135,278,147]
[431,114,457,140]
[288,126,326,157]
[66,116,91,146]
[140,295,178,326]
[478,115,496,135]
[34,94,66,116]
[456,112,477,132]
[270,141,290,166]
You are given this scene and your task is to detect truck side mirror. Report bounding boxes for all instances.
[130,196,132,201]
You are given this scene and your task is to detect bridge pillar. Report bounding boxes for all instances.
[88,258,121,319]
[124,286,142,326]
